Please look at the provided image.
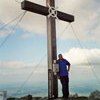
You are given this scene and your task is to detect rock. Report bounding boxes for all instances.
[20,94,32,100]
[89,90,100,100]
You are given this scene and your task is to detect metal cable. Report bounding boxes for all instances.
[12,54,47,97]
[0,11,27,49]
[0,11,25,30]
[70,23,100,85]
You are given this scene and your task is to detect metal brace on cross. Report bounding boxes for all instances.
[48,4,58,18]
[21,0,74,99]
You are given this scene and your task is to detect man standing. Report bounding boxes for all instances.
[57,54,70,99]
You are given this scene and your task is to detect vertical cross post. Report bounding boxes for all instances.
[46,0,58,99]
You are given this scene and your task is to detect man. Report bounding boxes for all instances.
[57,54,70,99]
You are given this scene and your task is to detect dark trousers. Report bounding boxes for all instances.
[60,76,69,98]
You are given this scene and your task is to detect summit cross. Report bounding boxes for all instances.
[21,0,74,99]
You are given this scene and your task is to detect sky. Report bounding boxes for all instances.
[0,0,100,97]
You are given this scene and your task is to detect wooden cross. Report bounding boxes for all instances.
[21,0,74,99]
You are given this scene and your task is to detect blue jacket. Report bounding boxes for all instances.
[57,59,70,76]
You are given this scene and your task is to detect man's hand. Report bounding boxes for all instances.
[68,65,70,72]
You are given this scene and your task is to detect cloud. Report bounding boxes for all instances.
[57,0,100,43]
[71,0,100,42]
[0,60,47,83]
[0,60,39,69]
[0,60,47,74]
[0,48,100,87]
[0,0,100,43]
[0,0,46,36]
[1,48,100,71]
[63,48,100,66]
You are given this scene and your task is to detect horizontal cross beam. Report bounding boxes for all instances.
[21,0,74,22]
